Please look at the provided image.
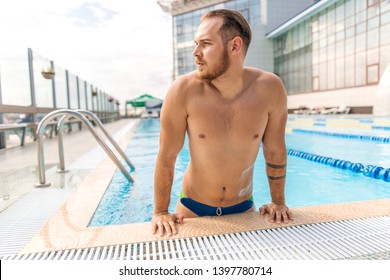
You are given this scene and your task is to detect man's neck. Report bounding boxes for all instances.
[210,67,245,99]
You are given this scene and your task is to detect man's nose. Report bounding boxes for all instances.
[193,45,201,57]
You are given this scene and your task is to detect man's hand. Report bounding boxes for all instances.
[259,202,294,224]
[151,212,184,237]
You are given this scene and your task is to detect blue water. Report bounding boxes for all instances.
[89,119,390,226]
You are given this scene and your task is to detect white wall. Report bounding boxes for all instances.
[287,85,378,109]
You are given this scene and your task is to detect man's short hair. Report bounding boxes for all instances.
[201,9,252,55]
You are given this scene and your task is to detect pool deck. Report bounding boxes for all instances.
[1,116,390,260]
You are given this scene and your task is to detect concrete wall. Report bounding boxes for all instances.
[287,85,377,113]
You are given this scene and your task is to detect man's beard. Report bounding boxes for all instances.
[198,47,230,83]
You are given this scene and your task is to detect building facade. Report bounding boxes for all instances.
[158,0,390,115]
[267,0,390,114]
[158,0,314,78]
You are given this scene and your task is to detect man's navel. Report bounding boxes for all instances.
[199,133,206,139]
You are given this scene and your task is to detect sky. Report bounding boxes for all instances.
[0,0,173,106]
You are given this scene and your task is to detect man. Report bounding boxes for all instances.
[152,9,294,237]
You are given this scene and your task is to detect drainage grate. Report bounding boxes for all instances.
[1,216,389,260]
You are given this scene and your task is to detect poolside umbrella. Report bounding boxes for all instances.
[126,94,162,116]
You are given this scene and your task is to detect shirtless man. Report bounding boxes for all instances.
[152,9,294,237]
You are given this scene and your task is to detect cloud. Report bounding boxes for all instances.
[66,2,118,28]
[0,0,173,107]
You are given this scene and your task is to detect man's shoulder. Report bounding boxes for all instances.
[245,67,282,84]
[172,71,203,90]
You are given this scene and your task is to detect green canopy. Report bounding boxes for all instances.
[126,94,162,107]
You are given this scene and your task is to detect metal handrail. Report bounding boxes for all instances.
[35,109,134,187]
[80,109,135,169]
[56,109,135,173]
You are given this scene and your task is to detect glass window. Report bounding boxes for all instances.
[345,37,355,55]
[380,23,390,45]
[356,10,367,23]
[319,36,327,48]
[367,28,379,49]
[336,1,345,22]
[319,47,327,63]
[368,4,380,18]
[327,6,336,24]
[336,20,345,32]
[345,55,355,87]
[368,16,379,29]
[313,64,319,77]
[328,23,336,35]
[380,44,390,76]
[327,60,336,89]
[312,31,319,43]
[356,22,366,33]
[346,26,355,38]
[381,11,390,25]
[336,57,345,88]
[319,12,327,30]
[328,34,336,45]
[368,0,379,7]
[356,0,366,12]
[367,48,379,65]
[356,32,366,52]
[356,52,366,85]
[328,44,336,60]
[336,40,345,58]
[312,19,319,33]
[381,0,390,13]
[367,64,379,84]
[305,66,312,92]
[336,30,345,41]
[345,0,355,17]
[313,76,319,91]
[346,15,355,28]
[319,63,327,90]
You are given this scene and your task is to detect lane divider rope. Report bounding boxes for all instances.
[287,149,390,182]
[292,129,390,143]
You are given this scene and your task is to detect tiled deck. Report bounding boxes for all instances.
[1,117,389,260]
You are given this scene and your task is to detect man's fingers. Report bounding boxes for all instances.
[151,221,157,234]
[275,211,282,223]
[169,221,177,235]
[268,208,275,222]
[176,215,184,224]
[282,211,289,223]
[162,222,173,237]
[287,209,294,221]
[260,204,269,215]
[158,222,165,237]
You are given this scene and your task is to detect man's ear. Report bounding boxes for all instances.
[231,36,243,54]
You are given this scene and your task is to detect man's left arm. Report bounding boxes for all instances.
[260,74,294,223]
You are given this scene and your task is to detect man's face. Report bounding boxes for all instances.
[193,17,230,81]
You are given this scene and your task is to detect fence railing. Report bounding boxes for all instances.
[0,48,121,149]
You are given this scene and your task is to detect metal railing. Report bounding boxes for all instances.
[35,109,134,187]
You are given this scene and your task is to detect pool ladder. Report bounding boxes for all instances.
[35,109,135,187]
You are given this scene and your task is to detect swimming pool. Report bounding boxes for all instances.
[89,118,390,226]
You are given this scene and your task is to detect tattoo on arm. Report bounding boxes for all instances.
[266,162,287,169]
[267,174,286,180]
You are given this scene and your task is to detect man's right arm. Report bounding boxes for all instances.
[152,78,188,236]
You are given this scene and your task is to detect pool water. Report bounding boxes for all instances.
[89,119,390,226]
